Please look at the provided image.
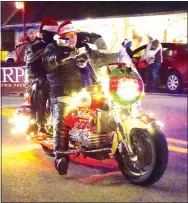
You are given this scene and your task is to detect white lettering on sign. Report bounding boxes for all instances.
[15,68,25,82]
[2,68,14,82]
[1,67,26,83]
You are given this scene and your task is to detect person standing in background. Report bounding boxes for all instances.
[140,31,163,92]
[16,28,39,64]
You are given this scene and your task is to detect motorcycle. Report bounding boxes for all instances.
[11,43,168,186]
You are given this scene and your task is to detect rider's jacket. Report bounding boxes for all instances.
[26,40,48,82]
[43,42,85,98]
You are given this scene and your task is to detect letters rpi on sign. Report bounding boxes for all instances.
[1,67,26,83]
[1,66,26,94]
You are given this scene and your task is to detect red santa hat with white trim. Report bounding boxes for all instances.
[53,20,77,41]
[37,18,59,38]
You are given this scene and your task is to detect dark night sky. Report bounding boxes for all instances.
[1,1,188,26]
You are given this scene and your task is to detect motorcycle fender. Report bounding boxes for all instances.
[111,131,121,155]
[121,117,149,136]
[111,116,153,155]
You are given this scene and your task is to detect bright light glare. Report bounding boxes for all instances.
[11,128,17,134]
[121,115,126,120]
[72,92,77,97]
[100,66,107,75]
[148,126,154,134]
[133,120,139,127]
[98,66,109,96]
[9,119,13,123]
[117,79,139,101]
[12,115,30,133]
[131,104,139,118]
[94,87,98,92]
[101,76,110,96]
[95,93,102,100]
[24,93,29,98]
[69,90,92,109]
[81,88,86,92]
[149,112,154,118]
[15,2,24,9]
[142,116,147,121]
[156,120,164,128]
[30,119,35,124]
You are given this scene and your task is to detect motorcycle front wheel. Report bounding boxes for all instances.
[115,127,168,186]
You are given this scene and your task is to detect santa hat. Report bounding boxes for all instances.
[37,18,59,38]
[53,20,77,41]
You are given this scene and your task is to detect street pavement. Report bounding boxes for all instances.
[1,94,188,202]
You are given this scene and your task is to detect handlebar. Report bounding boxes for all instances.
[61,47,88,63]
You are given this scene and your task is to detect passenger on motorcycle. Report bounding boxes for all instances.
[43,20,89,175]
[25,18,59,134]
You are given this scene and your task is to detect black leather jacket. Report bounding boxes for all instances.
[26,40,48,83]
[43,42,84,98]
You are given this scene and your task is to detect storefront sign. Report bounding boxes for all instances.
[0,66,26,94]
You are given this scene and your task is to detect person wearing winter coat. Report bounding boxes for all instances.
[140,31,163,92]
[43,20,89,175]
[26,18,59,134]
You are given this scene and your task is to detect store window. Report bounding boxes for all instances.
[1,29,15,51]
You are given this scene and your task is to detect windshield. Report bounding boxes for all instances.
[90,37,133,69]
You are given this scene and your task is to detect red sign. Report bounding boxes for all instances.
[0,66,26,94]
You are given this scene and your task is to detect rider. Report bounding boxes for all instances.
[43,20,89,175]
[26,18,59,134]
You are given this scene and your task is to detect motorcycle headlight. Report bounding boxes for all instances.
[110,77,144,107]
[117,79,140,101]
[11,114,30,134]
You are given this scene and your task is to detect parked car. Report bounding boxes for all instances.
[132,43,188,93]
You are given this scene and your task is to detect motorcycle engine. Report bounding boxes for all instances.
[69,129,114,149]
[69,109,115,149]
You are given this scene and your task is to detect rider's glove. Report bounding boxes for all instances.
[56,50,78,65]
[76,53,89,68]
[69,50,79,59]
[56,52,70,65]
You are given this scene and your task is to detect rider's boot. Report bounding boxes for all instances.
[51,100,70,175]
[54,136,69,175]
